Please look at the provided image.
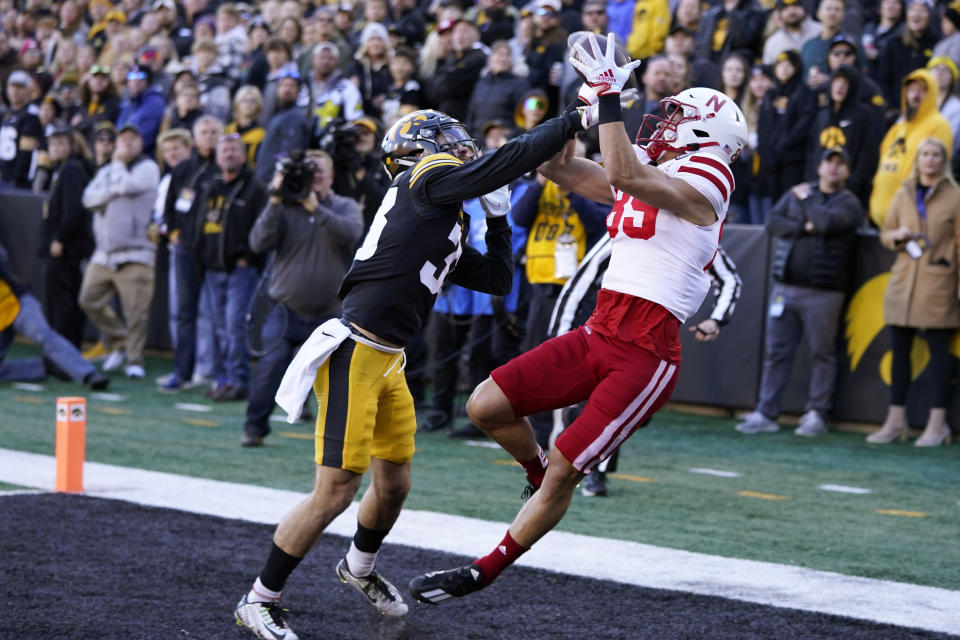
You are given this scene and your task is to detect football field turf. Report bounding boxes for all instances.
[1,345,958,638]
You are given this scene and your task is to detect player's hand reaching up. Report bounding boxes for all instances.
[480,184,511,218]
[569,32,641,97]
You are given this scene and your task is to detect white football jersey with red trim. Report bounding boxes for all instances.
[601,151,734,323]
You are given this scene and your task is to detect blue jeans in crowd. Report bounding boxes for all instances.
[244,304,329,438]
[203,265,258,390]
[0,293,96,382]
[172,246,216,383]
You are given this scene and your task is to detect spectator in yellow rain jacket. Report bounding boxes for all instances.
[626,0,671,61]
[869,68,953,227]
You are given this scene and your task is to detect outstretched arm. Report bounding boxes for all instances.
[571,32,715,226]
[597,118,715,225]
[539,139,614,205]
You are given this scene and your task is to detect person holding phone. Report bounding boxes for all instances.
[869,138,960,447]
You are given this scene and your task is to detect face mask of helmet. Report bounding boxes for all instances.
[636,88,747,164]
[432,124,480,162]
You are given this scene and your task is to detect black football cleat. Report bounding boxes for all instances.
[408,563,486,604]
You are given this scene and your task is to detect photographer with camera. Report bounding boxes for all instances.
[324,117,391,233]
[242,149,364,446]
[195,133,268,402]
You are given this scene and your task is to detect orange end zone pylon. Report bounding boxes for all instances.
[55,397,87,493]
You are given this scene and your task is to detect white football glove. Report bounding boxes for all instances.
[569,32,641,96]
[480,184,511,218]
[577,82,598,106]
[575,86,639,129]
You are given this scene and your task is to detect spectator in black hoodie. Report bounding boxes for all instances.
[758,49,817,202]
[811,34,887,125]
[39,125,95,348]
[425,19,487,121]
[466,40,529,136]
[806,65,880,210]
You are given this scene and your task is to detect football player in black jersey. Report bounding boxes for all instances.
[235,107,586,640]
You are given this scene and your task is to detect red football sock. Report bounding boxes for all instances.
[517,445,548,487]
[474,530,530,585]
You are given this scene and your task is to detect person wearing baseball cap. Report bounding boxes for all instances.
[78,112,161,380]
[37,121,97,350]
[736,140,861,439]
[92,121,118,168]
[116,63,165,155]
[1,70,42,189]
[762,0,821,66]
[811,33,888,119]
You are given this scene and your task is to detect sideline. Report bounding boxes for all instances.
[1,448,957,636]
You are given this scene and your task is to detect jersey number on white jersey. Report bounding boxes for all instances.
[607,195,659,240]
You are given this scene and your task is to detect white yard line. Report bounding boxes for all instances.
[688,467,742,478]
[819,484,873,495]
[174,403,213,412]
[91,393,125,402]
[0,448,957,635]
[462,440,503,449]
[12,383,45,392]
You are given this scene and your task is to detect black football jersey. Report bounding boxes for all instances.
[0,105,42,188]
[339,113,580,346]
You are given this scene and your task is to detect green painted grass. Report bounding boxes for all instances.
[2,344,958,590]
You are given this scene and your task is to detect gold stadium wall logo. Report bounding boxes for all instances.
[845,273,960,384]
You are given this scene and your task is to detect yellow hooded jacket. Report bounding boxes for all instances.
[626,0,671,61]
[869,69,954,228]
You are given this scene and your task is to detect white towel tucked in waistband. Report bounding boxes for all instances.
[275,318,351,423]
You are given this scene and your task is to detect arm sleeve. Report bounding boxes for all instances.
[318,195,365,245]
[248,202,285,254]
[510,181,544,228]
[82,166,112,210]
[343,82,365,121]
[765,191,806,238]
[418,114,579,206]
[14,118,41,186]
[673,155,735,217]
[110,159,160,197]
[55,167,91,241]
[163,166,183,233]
[446,215,514,295]
[705,245,741,325]
[878,188,904,250]
[806,191,863,234]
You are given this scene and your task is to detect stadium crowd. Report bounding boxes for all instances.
[1,0,958,450]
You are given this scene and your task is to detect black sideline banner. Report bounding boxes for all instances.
[1,192,956,425]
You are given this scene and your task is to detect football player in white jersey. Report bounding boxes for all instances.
[409,33,748,603]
